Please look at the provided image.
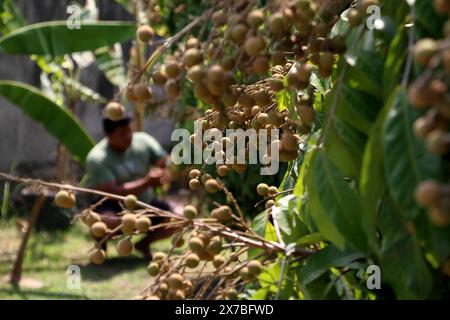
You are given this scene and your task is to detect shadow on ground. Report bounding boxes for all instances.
[79,256,148,282]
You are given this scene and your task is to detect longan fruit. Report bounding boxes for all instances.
[239,267,253,281]
[244,36,266,56]
[189,169,201,179]
[213,255,226,269]
[413,117,432,139]
[204,179,220,193]
[347,8,363,27]
[429,206,450,227]
[265,200,276,210]
[147,262,160,276]
[281,133,299,152]
[152,70,167,86]
[247,9,264,28]
[414,39,438,66]
[165,79,181,99]
[124,194,138,210]
[185,253,200,268]
[252,56,270,75]
[121,214,136,235]
[230,23,248,44]
[217,165,229,177]
[415,180,440,207]
[187,65,205,83]
[91,221,108,238]
[256,183,270,196]
[165,60,181,78]
[55,190,76,209]
[247,260,262,276]
[268,186,278,195]
[426,130,450,155]
[207,64,225,82]
[186,37,201,49]
[171,234,185,248]
[268,12,285,35]
[104,102,125,121]
[133,83,152,102]
[137,25,154,43]
[153,252,167,262]
[183,205,198,220]
[206,236,222,255]
[117,238,134,256]
[189,179,201,190]
[91,249,106,265]
[299,106,316,125]
[136,217,152,233]
[168,273,184,290]
[211,205,232,222]
[183,48,203,68]
[85,211,101,227]
[188,237,204,253]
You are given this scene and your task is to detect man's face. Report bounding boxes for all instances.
[107,123,133,152]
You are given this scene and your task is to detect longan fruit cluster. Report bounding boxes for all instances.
[410,1,450,226]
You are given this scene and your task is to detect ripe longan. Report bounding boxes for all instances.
[183,48,203,68]
[133,83,152,102]
[414,38,438,66]
[204,179,220,193]
[183,205,198,220]
[91,221,108,238]
[213,255,226,269]
[165,79,181,99]
[244,36,266,56]
[256,183,269,196]
[185,253,200,268]
[85,211,101,227]
[117,238,134,256]
[104,102,125,121]
[137,25,154,43]
[91,249,106,265]
[189,169,201,179]
[188,236,204,253]
[55,190,76,209]
[124,194,138,210]
[147,262,160,276]
[153,252,167,262]
[247,260,262,276]
[168,273,184,290]
[165,60,181,78]
[121,214,137,235]
[189,179,201,190]
[415,180,440,207]
[136,217,152,233]
[152,70,168,86]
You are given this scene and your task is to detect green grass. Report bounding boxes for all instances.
[0,220,173,300]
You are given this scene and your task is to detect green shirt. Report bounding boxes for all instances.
[86,132,167,204]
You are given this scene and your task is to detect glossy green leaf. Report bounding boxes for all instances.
[326,118,367,179]
[95,45,128,87]
[0,80,95,163]
[0,21,136,56]
[382,88,444,219]
[299,245,364,286]
[359,90,394,254]
[306,150,367,252]
[378,198,433,299]
[325,85,380,135]
[345,50,384,99]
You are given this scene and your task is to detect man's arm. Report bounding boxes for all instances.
[94,169,166,196]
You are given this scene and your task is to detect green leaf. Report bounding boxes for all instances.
[298,245,364,286]
[415,0,446,38]
[359,90,394,254]
[378,197,433,299]
[382,88,444,220]
[306,150,367,252]
[345,50,384,99]
[276,89,290,112]
[95,45,128,87]
[0,21,136,56]
[326,85,381,135]
[0,0,26,34]
[0,80,95,163]
[272,195,308,244]
[383,26,408,101]
[325,118,367,179]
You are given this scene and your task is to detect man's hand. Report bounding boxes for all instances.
[146,168,172,187]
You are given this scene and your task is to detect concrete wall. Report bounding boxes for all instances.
[0,0,175,177]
